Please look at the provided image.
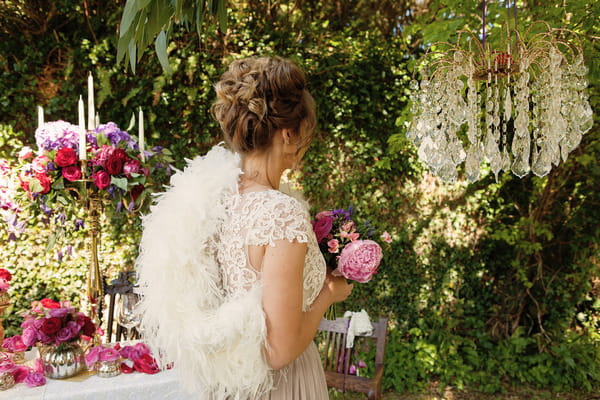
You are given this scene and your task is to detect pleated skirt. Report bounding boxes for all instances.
[263,342,329,400]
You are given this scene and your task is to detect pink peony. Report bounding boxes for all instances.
[85,346,102,368]
[312,216,334,243]
[31,155,50,174]
[336,239,382,283]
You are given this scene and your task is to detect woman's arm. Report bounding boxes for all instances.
[260,239,353,370]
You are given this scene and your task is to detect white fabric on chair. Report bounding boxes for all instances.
[343,309,373,348]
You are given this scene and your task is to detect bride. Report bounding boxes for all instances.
[135,56,353,399]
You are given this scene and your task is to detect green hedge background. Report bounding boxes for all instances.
[0,0,598,395]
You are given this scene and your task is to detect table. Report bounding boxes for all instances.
[0,367,198,400]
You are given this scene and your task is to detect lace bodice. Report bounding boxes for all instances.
[215,189,326,310]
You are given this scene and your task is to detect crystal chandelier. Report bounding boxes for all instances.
[407,1,593,182]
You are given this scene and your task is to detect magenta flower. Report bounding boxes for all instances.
[2,335,27,352]
[24,371,46,387]
[312,216,334,243]
[99,348,120,362]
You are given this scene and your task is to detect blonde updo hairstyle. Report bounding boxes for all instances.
[212,56,316,155]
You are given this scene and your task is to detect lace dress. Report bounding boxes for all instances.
[216,189,328,400]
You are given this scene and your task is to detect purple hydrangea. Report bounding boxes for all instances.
[90,122,137,149]
[35,120,80,151]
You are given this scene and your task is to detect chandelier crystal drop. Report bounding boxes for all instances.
[408,17,593,183]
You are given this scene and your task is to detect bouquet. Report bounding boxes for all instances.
[20,298,97,350]
[312,207,390,283]
[0,354,45,388]
[17,120,172,216]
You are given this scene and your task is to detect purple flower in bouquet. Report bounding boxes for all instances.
[336,240,382,283]
[35,121,80,151]
[90,122,137,149]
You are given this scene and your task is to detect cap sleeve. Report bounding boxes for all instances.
[246,191,312,247]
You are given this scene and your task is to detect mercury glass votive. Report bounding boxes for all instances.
[96,359,121,378]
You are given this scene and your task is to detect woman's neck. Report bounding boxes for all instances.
[240,151,285,192]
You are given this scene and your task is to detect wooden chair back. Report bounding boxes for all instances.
[103,270,139,342]
[317,317,388,400]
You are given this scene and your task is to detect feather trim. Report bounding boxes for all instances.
[135,145,273,399]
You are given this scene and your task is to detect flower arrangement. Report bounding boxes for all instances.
[312,207,390,283]
[85,342,160,375]
[19,298,97,350]
[16,120,172,217]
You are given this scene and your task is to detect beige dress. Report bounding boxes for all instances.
[216,189,329,400]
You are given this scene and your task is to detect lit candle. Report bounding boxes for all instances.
[78,96,86,160]
[87,73,95,131]
[139,107,145,161]
[37,106,44,128]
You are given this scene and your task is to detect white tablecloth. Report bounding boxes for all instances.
[0,368,199,400]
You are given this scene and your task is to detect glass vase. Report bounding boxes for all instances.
[40,343,85,379]
[96,359,121,378]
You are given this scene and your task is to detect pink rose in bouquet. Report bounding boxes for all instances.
[336,239,383,283]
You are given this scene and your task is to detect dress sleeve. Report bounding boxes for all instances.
[246,192,313,247]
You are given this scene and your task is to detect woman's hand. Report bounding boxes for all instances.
[322,272,353,304]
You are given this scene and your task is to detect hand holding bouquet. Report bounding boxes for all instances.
[312,207,390,283]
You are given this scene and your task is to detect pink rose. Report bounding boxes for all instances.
[92,170,111,190]
[0,359,15,373]
[94,145,114,168]
[0,278,8,292]
[336,239,383,283]
[123,159,141,177]
[85,346,102,368]
[24,371,46,387]
[99,348,120,362]
[31,155,50,174]
[21,327,38,347]
[327,239,339,253]
[380,231,392,243]
[312,216,333,243]
[12,365,29,383]
[2,335,27,352]
[61,165,82,181]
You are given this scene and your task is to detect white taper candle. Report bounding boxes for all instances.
[87,73,95,131]
[78,96,86,160]
[37,106,44,128]
[139,107,145,161]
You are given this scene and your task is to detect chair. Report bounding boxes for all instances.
[317,316,388,400]
[103,270,139,342]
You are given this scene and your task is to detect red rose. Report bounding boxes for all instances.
[40,298,61,309]
[40,317,62,336]
[105,154,124,175]
[133,353,160,374]
[61,165,82,181]
[35,173,51,194]
[112,148,128,162]
[0,269,11,281]
[312,216,334,243]
[92,171,111,190]
[54,148,78,167]
[81,317,96,337]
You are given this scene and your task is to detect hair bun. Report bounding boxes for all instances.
[248,97,267,121]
